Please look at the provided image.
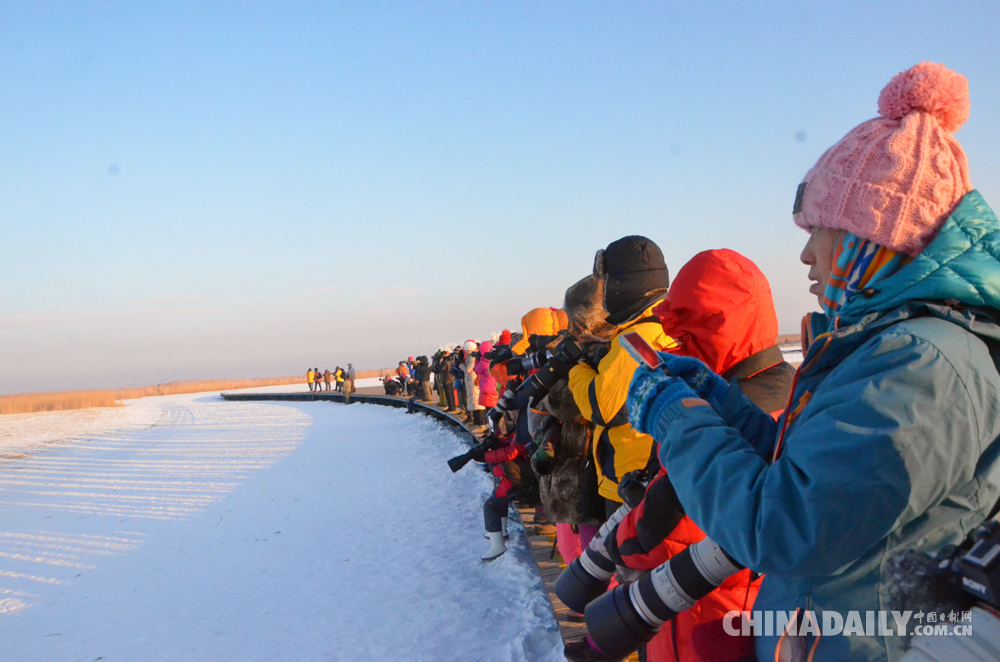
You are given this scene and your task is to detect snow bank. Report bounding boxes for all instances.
[0,394,564,661]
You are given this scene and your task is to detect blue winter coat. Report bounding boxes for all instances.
[653,190,1000,662]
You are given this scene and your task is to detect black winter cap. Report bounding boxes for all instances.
[594,235,669,323]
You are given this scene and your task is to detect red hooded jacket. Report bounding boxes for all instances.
[617,249,794,662]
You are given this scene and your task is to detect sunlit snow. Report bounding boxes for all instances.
[0,393,564,661]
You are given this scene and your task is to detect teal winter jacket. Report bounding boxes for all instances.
[653,191,1000,662]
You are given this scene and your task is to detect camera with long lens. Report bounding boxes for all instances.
[446,434,502,473]
[486,335,585,429]
[583,536,744,659]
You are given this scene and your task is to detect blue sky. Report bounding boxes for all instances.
[2,1,999,394]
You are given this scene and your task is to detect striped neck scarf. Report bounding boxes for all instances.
[821,231,910,317]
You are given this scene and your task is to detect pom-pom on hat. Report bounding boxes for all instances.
[794,62,973,257]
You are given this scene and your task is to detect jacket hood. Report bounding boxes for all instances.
[512,307,569,354]
[479,341,493,354]
[838,190,1000,322]
[654,249,779,376]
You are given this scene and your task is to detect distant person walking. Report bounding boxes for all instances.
[323,369,332,391]
[306,368,315,392]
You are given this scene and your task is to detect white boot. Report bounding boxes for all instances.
[481,531,507,562]
[485,518,510,541]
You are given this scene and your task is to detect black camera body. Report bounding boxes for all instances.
[617,468,653,509]
[528,334,562,352]
[943,520,1000,607]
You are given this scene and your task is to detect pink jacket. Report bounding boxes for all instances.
[474,341,498,408]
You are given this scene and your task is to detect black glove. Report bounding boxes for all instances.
[489,346,514,368]
[482,433,503,450]
[617,469,649,509]
[468,443,489,463]
[586,344,611,369]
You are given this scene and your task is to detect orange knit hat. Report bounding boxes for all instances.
[793,62,973,257]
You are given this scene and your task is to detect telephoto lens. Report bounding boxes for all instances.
[506,351,548,376]
[584,537,743,659]
[553,503,632,612]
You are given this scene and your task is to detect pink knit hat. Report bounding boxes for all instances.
[793,62,973,257]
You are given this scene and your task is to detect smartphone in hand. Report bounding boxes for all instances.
[618,332,666,371]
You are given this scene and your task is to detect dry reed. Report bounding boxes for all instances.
[2,376,302,416]
[1,368,400,417]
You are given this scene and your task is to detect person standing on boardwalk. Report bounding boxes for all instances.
[438,349,457,411]
[626,63,1000,662]
[323,369,332,391]
[462,341,482,425]
[567,236,673,512]
[306,368,315,392]
[415,356,434,402]
[473,342,498,410]
[345,363,355,395]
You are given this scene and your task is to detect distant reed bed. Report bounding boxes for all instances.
[0,376,304,416]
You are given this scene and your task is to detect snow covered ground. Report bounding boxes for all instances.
[780,344,803,365]
[0,392,564,661]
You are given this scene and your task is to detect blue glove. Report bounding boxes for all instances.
[658,354,730,409]
[627,365,698,434]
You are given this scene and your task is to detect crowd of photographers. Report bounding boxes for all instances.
[403,64,1000,662]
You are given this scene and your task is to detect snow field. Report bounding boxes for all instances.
[0,393,564,661]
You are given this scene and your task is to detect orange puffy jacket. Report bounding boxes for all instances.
[616,249,794,662]
[510,307,568,355]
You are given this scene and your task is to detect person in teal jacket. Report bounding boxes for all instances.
[627,63,1000,662]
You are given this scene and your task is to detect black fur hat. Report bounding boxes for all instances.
[593,236,669,324]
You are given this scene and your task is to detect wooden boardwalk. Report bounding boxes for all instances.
[516,504,591,644]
